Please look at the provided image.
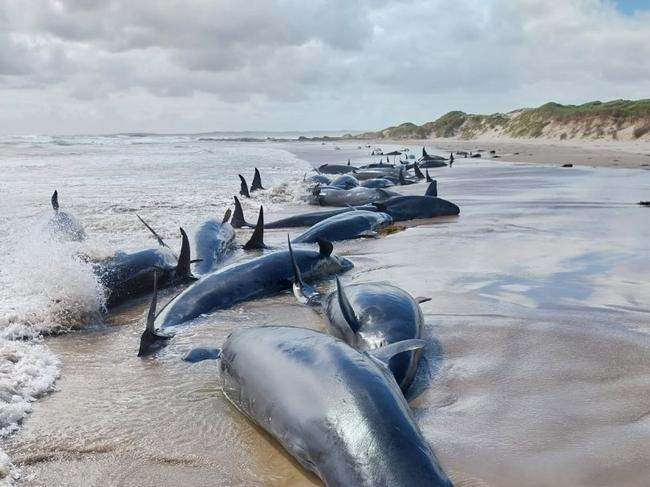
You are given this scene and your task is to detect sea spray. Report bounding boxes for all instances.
[0,224,106,484]
[1,222,105,339]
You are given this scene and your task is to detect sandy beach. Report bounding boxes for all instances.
[357,137,650,170]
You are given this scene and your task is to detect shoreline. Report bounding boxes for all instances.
[341,137,650,170]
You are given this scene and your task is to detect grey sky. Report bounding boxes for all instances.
[0,0,648,134]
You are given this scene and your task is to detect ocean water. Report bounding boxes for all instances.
[0,135,649,486]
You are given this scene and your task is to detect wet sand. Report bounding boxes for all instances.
[5,142,650,486]
[358,137,650,170]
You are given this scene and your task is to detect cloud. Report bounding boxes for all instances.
[0,0,648,133]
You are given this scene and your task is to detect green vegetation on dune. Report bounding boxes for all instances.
[358,99,650,141]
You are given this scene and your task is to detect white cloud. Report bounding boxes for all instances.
[0,0,648,134]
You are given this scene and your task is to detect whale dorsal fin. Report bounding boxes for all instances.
[183,347,221,363]
[146,272,158,333]
[174,227,195,281]
[426,169,432,183]
[413,162,424,179]
[51,190,59,211]
[422,146,429,158]
[222,208,232,224]
[243,206,265,250]
[399,167,406,185]
[288,236,320,305]
[347,159,350,166]
[425,180,437,197]
[316,238,333,257]
[137,272,174,357]
[368,339,426,365]
[232,196,252,228]
[251,168,264,191]
[336,276,361,333]
[239,174,250,198]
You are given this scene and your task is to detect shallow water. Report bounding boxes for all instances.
[1,137,649,486]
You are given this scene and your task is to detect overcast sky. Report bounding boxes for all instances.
[0,0,648,135]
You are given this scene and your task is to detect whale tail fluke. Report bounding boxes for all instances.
[425,180,438,197]
[288,236,320,305]
[243,206,266,250]
[251,168,264,191]
[51,190,59,211]
[425,169,433,183]
[232,196,253,228]
[137,272,173,357]
[239,175,250,198]
[413,162,425,180]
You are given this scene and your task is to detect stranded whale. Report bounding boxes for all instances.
[292,210,392,244]
[186,326,453,487]
[138,239,353,355]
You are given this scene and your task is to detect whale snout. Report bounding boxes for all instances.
[439,198,460,215]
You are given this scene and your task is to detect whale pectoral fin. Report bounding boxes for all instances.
[183,347,222,363]
[415,296,432,304]
[336,277,361,333]
[368,339,426,365]
[239,175,250,198]
[136,214,171,251]
[288,236,321,305]
[51,190,59,211]
[243,206,266,250]
[424,180,438,197]
[316,238,333,257]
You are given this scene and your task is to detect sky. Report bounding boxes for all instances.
[0,0,649,135]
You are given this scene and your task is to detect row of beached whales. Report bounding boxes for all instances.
[47,149,459,487]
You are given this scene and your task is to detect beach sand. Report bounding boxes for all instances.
[359,137,650,170]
